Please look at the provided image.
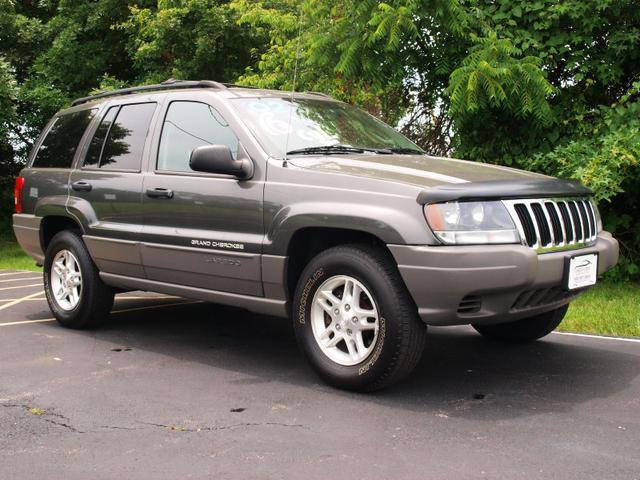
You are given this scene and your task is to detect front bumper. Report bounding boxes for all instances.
[389,232,619,326]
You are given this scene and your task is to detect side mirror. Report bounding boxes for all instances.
[189,144,254,179]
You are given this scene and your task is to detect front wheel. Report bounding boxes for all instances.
[292,244,427,392]
[44,230,114,329]
[472,305,569,343]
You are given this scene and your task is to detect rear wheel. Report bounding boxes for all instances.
[472,305,568,343]
[292,244,427,392]
[44,230,114,329]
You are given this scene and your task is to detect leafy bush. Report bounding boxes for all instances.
[529,87,640,280]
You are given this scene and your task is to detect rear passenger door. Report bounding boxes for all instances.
[140,97,264,296]
[69,100,159,278]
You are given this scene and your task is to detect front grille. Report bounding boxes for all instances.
[503,198,597,252]
[511,287,581,311]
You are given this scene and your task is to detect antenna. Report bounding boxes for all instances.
[283,7,304,165]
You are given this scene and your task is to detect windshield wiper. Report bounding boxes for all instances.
[388,147,425,155]
[286,144,393,156]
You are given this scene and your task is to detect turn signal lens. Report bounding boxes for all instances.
[424,204,445,230]
[14,176,25,214]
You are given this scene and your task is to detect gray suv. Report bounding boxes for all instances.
[12,80,619,391]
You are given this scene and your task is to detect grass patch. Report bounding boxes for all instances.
[560,282,640,338]
[0,230,41,272]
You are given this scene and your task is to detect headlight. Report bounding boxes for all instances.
[424,201,521,245]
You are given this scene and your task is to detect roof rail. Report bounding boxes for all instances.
[304,91,331,98]
[222,83,259,90]
[71,79,226,106]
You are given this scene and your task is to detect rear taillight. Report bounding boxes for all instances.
[14,176,24,214]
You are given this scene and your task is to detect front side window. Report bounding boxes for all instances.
[84,103,156,170]
[157,101,238,172]
[32,109,96,168]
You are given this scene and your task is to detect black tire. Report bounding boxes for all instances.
[472,305,569,343]
[43,230,114,329]
[292,244,427,392]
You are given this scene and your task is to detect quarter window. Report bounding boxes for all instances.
[157,101,238,172]
[32,109,96,168]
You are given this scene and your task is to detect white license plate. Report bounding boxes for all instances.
[567,253,598,290]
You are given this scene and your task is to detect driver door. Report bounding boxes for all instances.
[140,97,264,296]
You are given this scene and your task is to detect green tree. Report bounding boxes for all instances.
[0,55,20,224]
[118,0,261,83]
[530,85,640,279]
[447,32,554,164]
[231,0,470,149]
[231,0,560,157]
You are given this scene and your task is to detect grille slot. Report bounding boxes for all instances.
[577,201,591,238]
[503,197,597,252]
[457,295,482,314]
[511,287,581,311]
[514,204,537,247]
[586,202,597,237]
[567,201,583,241]
[531,203,552,246]
[557,202,574,243]
[545,202,563,244]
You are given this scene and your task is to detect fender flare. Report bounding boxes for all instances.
[264,201,428,255]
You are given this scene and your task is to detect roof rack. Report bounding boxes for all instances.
[71,79,226,106]
[304,91,331,98]
[223,83,259,90]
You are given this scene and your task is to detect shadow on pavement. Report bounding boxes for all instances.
[36,299,640,420]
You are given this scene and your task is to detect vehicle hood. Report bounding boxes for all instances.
[287,154,548,188]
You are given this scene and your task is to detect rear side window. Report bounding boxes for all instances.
[84,107,118,167]
[157,101,238,172]
[32,109,96,168]
[84,103,156,170]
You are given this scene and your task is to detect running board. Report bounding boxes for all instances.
[99,272,289,318]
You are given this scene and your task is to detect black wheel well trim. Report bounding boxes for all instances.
[40,215,84,252]
[284,226,391,300]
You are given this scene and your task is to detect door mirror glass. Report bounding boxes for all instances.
[189,144,253,179]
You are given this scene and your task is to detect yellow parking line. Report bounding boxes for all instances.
[0,283,42,291]
[0,276,42,283]
[0,271,35,277]
[0,318,56,327]
[0,298,45,302]
[0,300,202,327]
[0,291,46,312]
[0,295,179,303]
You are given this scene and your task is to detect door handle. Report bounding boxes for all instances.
[71,181,92,192]
[146,188,174,199]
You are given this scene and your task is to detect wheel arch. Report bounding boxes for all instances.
[40,215,83,252]
[34,196,95,252]
[284,226,392,301]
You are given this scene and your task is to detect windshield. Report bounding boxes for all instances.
[231,96,422,158]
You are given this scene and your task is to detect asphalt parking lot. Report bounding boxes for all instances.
[0,269,639,480]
